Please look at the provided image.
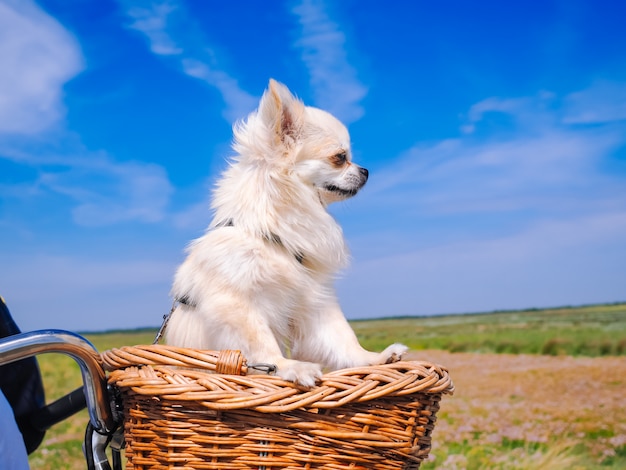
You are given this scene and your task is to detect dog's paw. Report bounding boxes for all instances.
[377,343,408,364]
[276,359,323,388]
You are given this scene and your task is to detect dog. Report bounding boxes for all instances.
[165,79,407,387]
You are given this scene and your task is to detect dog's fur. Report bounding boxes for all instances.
[166,79,407,387]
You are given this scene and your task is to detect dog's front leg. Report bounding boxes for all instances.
[291,299,407,371]
[235,318,324,388]
[166,303,323,388]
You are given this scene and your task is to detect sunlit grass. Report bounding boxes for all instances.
[423,440,588,470]
[26,302,626,468]
[353,303,626,357]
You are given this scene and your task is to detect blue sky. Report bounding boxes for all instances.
[1,0,625,332]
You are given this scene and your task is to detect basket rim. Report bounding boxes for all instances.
[102,345,454,413]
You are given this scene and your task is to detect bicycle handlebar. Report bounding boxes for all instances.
[0,330,115,433]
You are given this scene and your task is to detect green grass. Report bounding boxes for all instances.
[351,302,626,357]
[84,329,157,352]
[26,302,626,468]
[421,440,602,470]
[28,331,157,469]
[83,302,626,358]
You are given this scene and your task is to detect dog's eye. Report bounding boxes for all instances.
[332,152,348,166]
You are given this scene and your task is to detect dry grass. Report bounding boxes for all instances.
[413,350,626,469]
[28,349,626,469]
[25,307,626,469]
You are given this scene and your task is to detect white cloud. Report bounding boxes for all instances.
[125,1,183,55]
[0,0,83,134]
[562,80,626,124]
[291,0,367,123]
[171,197,210,231]
[42,158,173,226]
[363,85,626,218]
[339,210,626,318]
[0,143,174,226]
[0,2,173,228]
[337,82,626,317]
[118,0,256,122]
[465,83,626,130]
[461,92,557,134]
[181,58,257,123]
[2,253,176,331]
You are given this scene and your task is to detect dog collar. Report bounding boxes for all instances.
[214,219,304,265]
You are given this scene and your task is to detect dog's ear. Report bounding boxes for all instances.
[259,79,304,149]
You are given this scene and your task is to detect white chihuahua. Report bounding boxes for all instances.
[166,79,407,387]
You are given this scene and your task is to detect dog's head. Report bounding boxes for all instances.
[233,79,368,205]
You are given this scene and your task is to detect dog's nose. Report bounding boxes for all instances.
[359,167,369,180]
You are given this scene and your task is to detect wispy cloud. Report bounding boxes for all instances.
[119,0,256,122]
[340,209,626,318]
[339,82,626,317]
[1,143,173,226]
[125,1,183,55]
[0,1,174,228]
[42,157,173,226]
[461,92,557,134]
[291,0,367,123]
[364,84,626,218]
[562,80,626,124]
[181,58,257,123]
[3,252,175,331]
[0,0,83,135]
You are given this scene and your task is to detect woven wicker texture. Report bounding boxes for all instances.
[102,345,454,470]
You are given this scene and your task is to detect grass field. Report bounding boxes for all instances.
[353,303,626,357]
[25,302,626,469]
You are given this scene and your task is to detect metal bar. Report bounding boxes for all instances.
[0,330,114,433]
[28,386,87,432]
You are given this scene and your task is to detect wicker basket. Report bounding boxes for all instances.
[101,345,454,470]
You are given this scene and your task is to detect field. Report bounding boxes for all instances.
[25,303,626,469]
[351,303,626,357]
